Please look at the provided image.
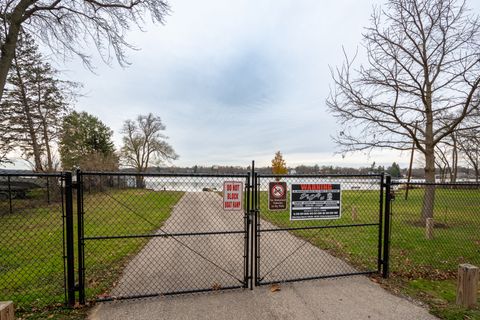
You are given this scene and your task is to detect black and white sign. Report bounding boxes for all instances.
[290,183,341,220]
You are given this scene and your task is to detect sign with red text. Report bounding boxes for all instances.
[290,183,341,220]
[223,181,243,211]
[268,181,287,210]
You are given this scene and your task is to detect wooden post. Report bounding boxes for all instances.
[0,301,14,320]
[425,218,434,240]
[351,205,357,221]
[456,264,479,308]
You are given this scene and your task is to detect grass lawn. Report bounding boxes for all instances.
[1,181,478,319]
[80,188,184,301]
[258,186,480,319]
[0,188,183,319]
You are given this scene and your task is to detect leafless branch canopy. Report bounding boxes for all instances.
[327,0,480,156]
[1,0,169,68]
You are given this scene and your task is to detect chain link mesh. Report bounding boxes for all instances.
[0,173,66,311]
[390,182,480,279]
[80,173,249,301]
[255,175,383,285]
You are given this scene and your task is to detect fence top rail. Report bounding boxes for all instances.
[257,173,383,179]
[79,171,250,178]
[0,172,65,177]
[391,181,480,187]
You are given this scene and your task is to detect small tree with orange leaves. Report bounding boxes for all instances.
[271,151,288,175]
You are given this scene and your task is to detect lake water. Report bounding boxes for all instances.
[139,176,384,192]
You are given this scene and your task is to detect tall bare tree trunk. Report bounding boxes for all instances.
[451,134,458,183]
[0,0,32,102]
[474,163,479,184]
[43,125,53,172]
[422,89,436,222]
[135,175,145,189]
[422,143,436,222]
[14,55,43,172]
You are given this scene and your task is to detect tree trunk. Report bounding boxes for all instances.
[0,0,32,101]
[451,134,458,183]
[135,175,145,188]
[41,116,53,172]
[474,164,479,184]
[422,144,436,222]
[14,55,43,172]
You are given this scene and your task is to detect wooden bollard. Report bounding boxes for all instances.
[351,205,357,221]
[425,218,434,240]
[456,264,479,308]
[0,301,14,320]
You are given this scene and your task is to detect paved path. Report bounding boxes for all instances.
[90,191,437,320]
[109,192,247,297]
[90,277,437,320]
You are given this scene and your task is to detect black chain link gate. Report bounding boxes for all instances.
[76,171,251,302]
[253,173,387,285]
[73,169,390,303]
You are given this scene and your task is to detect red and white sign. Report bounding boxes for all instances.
[223,181,243,211]
[269,181,287,210]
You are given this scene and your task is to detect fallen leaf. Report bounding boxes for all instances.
[270,284,281,292]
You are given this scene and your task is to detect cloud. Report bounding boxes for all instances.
[42,0,447,170]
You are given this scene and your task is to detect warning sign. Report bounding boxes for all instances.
[268,182,287,210]
[223,181,243,211]
[290,183,341,220]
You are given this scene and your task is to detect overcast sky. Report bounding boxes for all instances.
[9,0,479,169]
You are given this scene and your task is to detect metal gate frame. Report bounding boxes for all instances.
[252,172,391,286]
[76,170,251,303]
[66,168,391,305]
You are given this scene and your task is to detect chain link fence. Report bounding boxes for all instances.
[390,182,480,279]
[0,173,67,311]
[255,174,384,285]
[1,170,479,312]
[78,172,250,301]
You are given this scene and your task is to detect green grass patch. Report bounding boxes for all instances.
[0,188,183,319]
[259,189,383,271]
[80,188,183,301]
[402,278,480,320]
[259,186,480,319]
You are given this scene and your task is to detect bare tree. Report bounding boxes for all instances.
[121,113,178,186]
[0,0,169,101]
[457,128,480,183]
[327,0,480,221]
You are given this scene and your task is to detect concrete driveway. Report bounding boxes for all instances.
[89,191,437,320]
[90,276,437,320]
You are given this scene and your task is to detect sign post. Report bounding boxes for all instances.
[290,183,341,220]
[223,181,243,211]
[268,182,287,210]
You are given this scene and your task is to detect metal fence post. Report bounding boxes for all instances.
[377,173,384,273]
[254,171,260,286]
[76,169,86,305]
[382,175,392,278]
[64,172,76,307]
[244,172,251,289]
